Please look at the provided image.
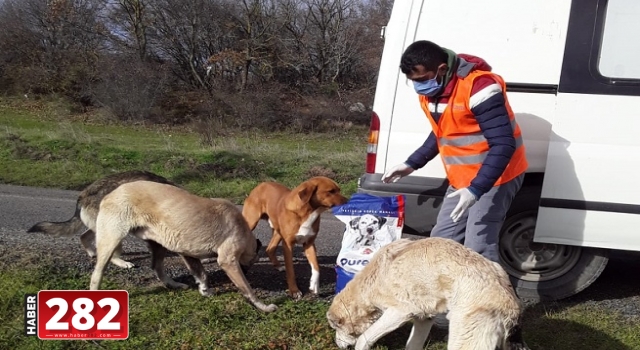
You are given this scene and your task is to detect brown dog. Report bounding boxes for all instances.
[242,176,348,299]
[91,180,277,313]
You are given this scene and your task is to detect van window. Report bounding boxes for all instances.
[598,0,640,79]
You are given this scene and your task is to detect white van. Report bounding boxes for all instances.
[357,0,640,301]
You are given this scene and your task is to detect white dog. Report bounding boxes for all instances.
[327,238,528,350]
[89,180,277,313]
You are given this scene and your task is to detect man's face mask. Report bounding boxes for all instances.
[412,77,442,97]
[409,63,446,97]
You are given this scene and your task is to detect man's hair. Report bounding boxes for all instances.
[400,40,448,74]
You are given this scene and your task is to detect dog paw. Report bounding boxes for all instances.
[261,304,278,313]
[166,281,189,290]
[200,258,216,264]
[309,271,320,294]
[277,266,286,272]
[113,259,135,269]
[289,290,303,300]
[199,287,215,296]
[86,251,97,258]
[506,341,531,350]
[309,281,320,294]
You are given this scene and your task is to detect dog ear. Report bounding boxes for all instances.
[378,216,387,227]
[326,312,344,329]
[349,217,361,229]
[285,182,315,211]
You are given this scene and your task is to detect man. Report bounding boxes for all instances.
[382,40,531,349]
[382,40,528,264]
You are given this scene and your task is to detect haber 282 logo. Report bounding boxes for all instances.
[25,290,129,340]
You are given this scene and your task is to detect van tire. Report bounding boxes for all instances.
[498,186,609,302]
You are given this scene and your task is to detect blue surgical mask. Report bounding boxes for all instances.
[413,77,442,97]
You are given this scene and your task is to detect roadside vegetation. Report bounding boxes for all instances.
[0,97,366,202]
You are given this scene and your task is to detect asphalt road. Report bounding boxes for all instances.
[0,183,412,299]
[1,183,639,311]
[0,183,351,259]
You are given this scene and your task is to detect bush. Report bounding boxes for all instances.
[91,56,169,122]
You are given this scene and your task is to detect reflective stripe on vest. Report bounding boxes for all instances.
[438,119,520,147]
[442,135,524,165]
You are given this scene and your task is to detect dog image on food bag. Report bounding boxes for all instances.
[332,193,405,290]
[348,214,396,251]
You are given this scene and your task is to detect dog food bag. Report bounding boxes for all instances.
[332,193,405,293]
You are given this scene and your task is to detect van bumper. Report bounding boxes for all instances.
[356,173,449,236]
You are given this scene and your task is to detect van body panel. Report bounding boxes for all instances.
[412,0,571,85]
[536,208,640,251]
[369,0,417,174]
[539,93,640,203]
[504,94,558,174]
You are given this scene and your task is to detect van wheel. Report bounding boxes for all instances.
[498,188,609,301]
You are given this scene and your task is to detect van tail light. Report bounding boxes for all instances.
[366,112,380,173]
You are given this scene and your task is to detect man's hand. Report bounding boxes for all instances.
[381,163,414,183]
[447,188,478,222]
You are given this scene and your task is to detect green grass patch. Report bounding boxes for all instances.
[0,265,430,350]
[0,99,366,202]
[1,265,639,349]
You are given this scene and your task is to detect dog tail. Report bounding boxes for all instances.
[27,207,85,236]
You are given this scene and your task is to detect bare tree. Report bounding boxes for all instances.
[147,0,241,92]
[225,0,282,90]
[107,0,150,61]
[273,0,312,85]
[275,0,363,87]
[0,0,394,128]
[92,54,169,121]
[0,0,108,98]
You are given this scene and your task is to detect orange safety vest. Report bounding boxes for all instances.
[420,70,528,190]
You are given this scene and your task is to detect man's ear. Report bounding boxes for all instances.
[285,183,315,211]
[436,63,448,80]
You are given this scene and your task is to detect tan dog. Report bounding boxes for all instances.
[27,170,177,268]
[242,176,348,299]
[90,180,277,313]
[326,238,527,350]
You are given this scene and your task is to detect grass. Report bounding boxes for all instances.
[0,97,366,202]
[0,264,428,350]
[1,263,639,350]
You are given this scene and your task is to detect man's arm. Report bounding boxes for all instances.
[467,76,516,198]
[404,131,440,169]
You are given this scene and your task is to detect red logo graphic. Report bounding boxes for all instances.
[36,290,129,340]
